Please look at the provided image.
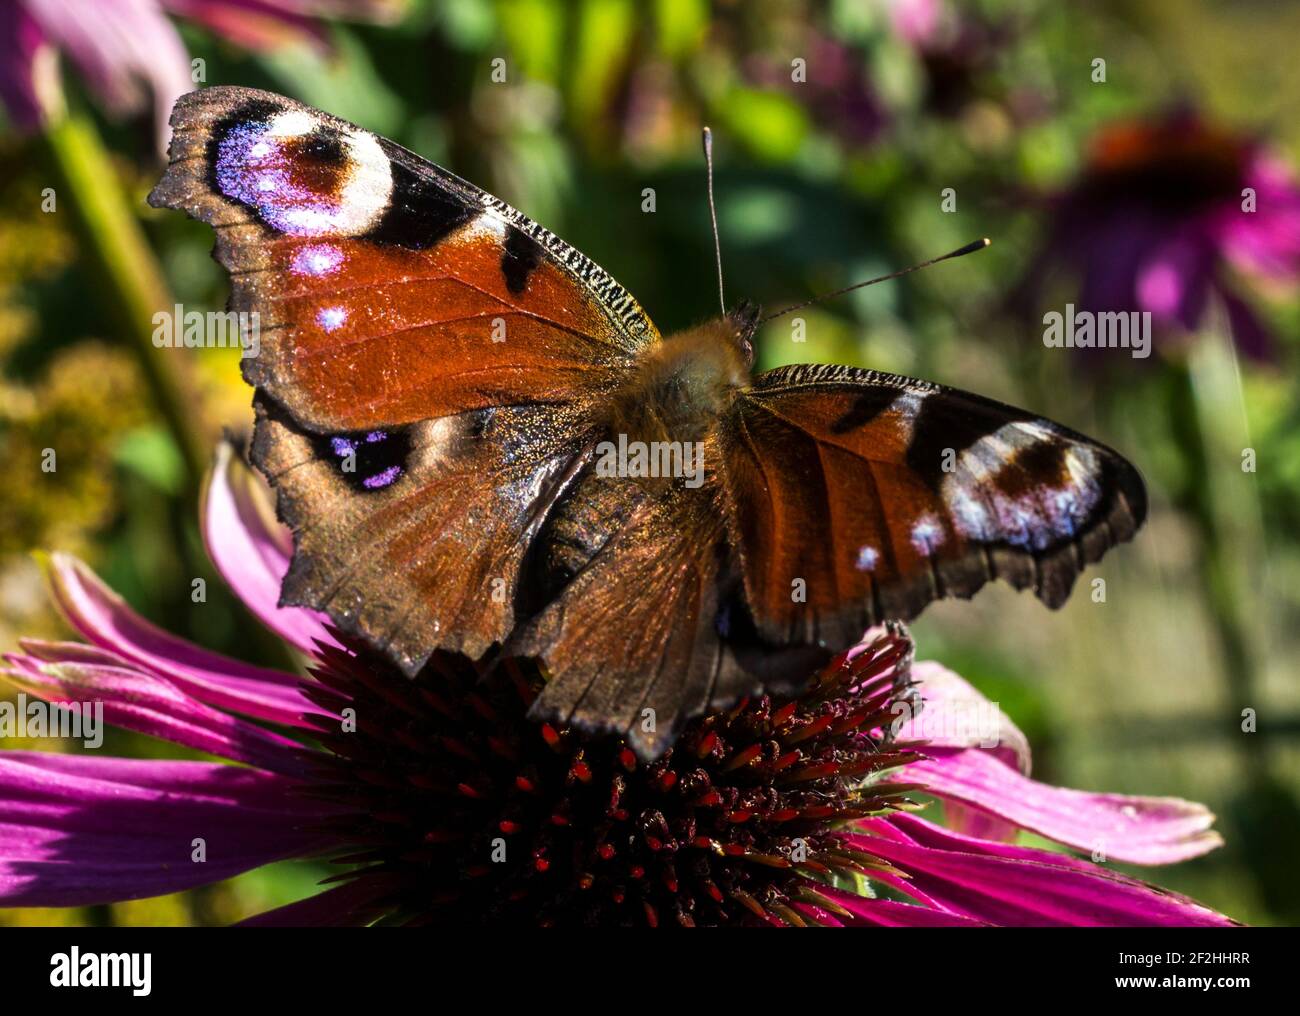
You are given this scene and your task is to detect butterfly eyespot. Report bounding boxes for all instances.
[909,515,945,556]
[313,427,413,492]
[211,104,392,237]
[316,306,348,332]
[854,545,880,572]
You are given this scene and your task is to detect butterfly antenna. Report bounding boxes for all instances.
[758,237,991,325]
[702,127,726,316]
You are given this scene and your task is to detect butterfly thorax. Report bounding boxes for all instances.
[608,316,751,449]
[525,318,750,610]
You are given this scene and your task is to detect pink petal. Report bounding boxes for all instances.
[1218,153,1300,281]
[163,0,330,52]
[808,884,988,927]
[1136,231,1214,328]
[895,661,1030,773]
[941,800,1020,843]
[890,0,945,48]
[3,646,311,777]
[894,661,1029,842]
[0,752,338,907]
[848,815,1235,927]
[907,746,1222,864]
[46,553,311,728]
[203,441,337,656]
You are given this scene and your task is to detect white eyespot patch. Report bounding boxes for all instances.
[941,422,1102,551]
[215,109,392,237]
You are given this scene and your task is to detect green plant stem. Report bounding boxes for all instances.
[41,111,210,490]
[1167,359,1270,779]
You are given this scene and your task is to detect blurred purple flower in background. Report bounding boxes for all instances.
[888,0,1034,125]
[1041,114,1300,360]
[796,32,891,146]
[0,0,400,151]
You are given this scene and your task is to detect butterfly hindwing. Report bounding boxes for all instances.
[252,396,602,667]
[719,364,1147,646]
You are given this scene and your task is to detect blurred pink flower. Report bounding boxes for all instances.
[888,0,946,48]
[0,445,1235,926]
[0,0,401,151]
[1042,114,1300,360]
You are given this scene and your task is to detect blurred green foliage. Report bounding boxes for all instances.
[1,0,1297,925]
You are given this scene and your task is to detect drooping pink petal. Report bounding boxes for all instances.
[202,442,337,656]
[1073,211,1163,318]
[18,638,128,669]
[161,0,403,54]
[1136,230,1215,329]
[162,0,330,51]
[808,884,988,927]
[897,662,1221,860]
[895,660,1028,842]
[907,746,1222,864]
[890,0,946,48]
[941,801,1019,843]
[45,553,310,728]
[0,751,340,907]
[895,661,1030,773]
[3,646,312,778]
[848,815,1235,927]
[1218,153,1300,282]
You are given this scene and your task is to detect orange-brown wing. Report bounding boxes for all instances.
[719,364,1147,647]
[148,86,657,431]
[148,87,658,671]
[252,397,600,670]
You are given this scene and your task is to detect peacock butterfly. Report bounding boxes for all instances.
[149,87,1146,758]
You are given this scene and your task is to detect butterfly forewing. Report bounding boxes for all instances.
[149,86,658,433]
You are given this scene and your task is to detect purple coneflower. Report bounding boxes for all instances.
[1041,113,1300,360]
[0,446,1234,926]
[0,0,400,151]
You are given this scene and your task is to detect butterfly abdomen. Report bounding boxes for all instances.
[520,325,746,619]
[522,468,649,610]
